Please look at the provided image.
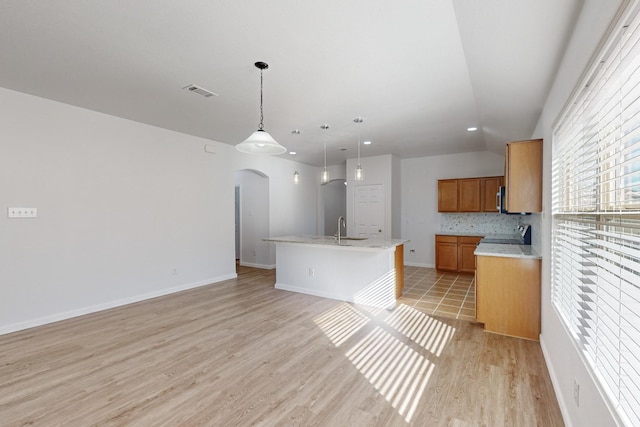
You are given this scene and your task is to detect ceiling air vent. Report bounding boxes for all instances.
[182,84,218,98]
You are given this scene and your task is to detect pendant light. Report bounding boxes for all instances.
[236,62,287,155]
[321,124,330,183]
[291,130,300,183]
[354,117,364,181]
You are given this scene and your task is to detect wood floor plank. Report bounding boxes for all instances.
[0,266,564,426]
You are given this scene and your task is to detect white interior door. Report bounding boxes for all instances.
[353,184,384,237]
[235,186,240,260]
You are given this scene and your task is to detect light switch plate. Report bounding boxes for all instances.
[8,207,37,218]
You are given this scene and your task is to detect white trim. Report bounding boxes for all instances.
[0,273,237,336]
[404,261,435,268]
[274,282,395,310]
[540,336,573,427]
[548,304,628,427]
[239,261,276,270]
[275,282,344,301]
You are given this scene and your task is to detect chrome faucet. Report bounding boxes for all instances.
[337,216,346,244]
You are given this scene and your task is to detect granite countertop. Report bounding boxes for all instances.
[474,243,541,259]
[436,231,486,237]
[437,232,524,240]
[483,233,523,241]
[263,235,409,249]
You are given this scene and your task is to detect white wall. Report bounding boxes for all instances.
[323,179,347,237]
[235,170,271,268]
[533,1,624,426]
[400,151,506,267]
[318,163,347,236]
[392,155,402,239]
[232,151,319,267]
[346,154,399,239]
[0,87,319,334]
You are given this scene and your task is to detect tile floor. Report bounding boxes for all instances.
[398,266,476,322]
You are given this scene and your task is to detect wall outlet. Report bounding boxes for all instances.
[410,249,415,254]
[573,379,580,407]
[8,207,37,218]
[309,268,315,277]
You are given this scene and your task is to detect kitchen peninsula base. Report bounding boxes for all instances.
[475,255,541,341]
[264,236,407,309]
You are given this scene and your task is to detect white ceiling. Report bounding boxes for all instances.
[0,0,582,166]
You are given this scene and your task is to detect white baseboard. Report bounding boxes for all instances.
[275,283,339,301]
[0,273,237,336]
[404,261,435,268]
[540,336,571,427]
[240,262,276,270]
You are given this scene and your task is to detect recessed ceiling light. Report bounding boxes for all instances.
[289,151,296,155]
[363,140,372,145]
[467,127,478,132]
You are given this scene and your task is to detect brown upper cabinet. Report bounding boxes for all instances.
[438,176,503,212]
[438,179,459,212]
[504,139,542,213]
[458,178,481,212]
[481,176,503,212]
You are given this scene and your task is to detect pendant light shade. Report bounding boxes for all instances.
[355,164,363,181]
[321,169,329,183]
[236,130,285,154]
[354,117,364,181]
[236,62,286,155]
[321,124,330,183]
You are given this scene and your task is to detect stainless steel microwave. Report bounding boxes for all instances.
[496,186,530,215]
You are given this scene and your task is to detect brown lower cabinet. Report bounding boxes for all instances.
[395,244,404,298]
[475,255,541,341]
[435,235,482,274]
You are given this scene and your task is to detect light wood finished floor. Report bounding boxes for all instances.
[399,267,476,322]
[0,266,563,426]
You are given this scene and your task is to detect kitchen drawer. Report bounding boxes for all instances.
[458,236,482,244]
[435,235,457,243]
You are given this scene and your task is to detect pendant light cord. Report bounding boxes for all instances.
[258,68,264,131]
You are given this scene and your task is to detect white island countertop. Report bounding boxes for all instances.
[474,243,541,259]
[263,235,408,249]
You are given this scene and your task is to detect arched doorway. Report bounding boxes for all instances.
[234,169,271,268]
[322,178,346,236]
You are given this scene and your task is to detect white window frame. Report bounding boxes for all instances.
[552,1,640,426]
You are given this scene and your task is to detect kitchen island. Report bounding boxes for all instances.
[263,235,407,309]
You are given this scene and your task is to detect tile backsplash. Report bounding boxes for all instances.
[441,213,522,234]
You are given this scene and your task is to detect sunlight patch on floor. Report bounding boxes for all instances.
[352,270,396,309]
[384,304,456,356]
[313,303,370,346]
[345,326,437,422]
[314,300,456,423]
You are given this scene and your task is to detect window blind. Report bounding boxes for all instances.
[552,2,640,426]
